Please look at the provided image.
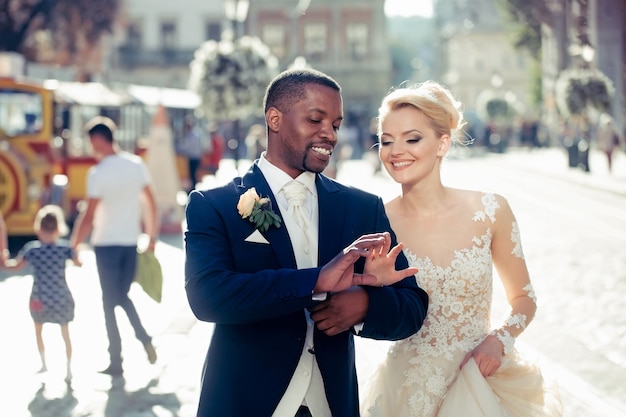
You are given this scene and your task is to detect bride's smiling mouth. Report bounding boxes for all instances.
[392,160,413,168]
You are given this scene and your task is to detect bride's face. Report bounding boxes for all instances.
[378,106,448,186]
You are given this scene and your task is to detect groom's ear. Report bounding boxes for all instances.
[266,107,281,133]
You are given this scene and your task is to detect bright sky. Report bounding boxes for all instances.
[384,0,433,17]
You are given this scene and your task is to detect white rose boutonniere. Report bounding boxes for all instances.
[237,187,282,232]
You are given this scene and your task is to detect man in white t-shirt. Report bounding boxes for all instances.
[70,116,159,376]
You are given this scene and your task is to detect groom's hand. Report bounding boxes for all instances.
[309,287,368,336]
[314,233,388,294]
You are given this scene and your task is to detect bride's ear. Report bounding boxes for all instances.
[437,134,451,156]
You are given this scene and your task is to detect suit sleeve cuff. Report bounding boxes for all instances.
[312,292,328,301]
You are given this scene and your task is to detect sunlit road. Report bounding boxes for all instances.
[0,147,625,416]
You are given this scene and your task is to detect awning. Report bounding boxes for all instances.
[125,84,201,109]
[53,81,128,107]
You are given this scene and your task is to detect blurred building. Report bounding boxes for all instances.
[434,0,535,135]
[247,0,391,126]
[541,0,624,139]
[109,0,223,87]
[108,0,391,129]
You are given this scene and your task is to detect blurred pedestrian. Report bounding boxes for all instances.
[70,116,159,376]
[0,211,8,262]
[597,113,621,172]
[178,116,207,192]
[520,118,539,149]
[3,205,81,382]
[244,123,266,161]
[198,123,225,177]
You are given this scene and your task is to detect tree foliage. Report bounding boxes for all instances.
[495,0,547,60]
[188,36,279,122]
[0,0,119,63]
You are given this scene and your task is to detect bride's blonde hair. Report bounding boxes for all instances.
[377,81,468,145]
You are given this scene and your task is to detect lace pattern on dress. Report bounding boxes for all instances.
[492,328,515,355]
[387,194,501,417]
[472,193,499,223]
[511,221,525,259]
[523,283,537,304]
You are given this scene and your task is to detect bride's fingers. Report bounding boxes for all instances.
[399,266,419,278]
[387,242,405,259]
[365,234,396,259]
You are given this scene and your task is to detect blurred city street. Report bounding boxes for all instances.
[1,146,625,417]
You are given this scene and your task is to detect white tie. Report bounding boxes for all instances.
[282,180,311,256]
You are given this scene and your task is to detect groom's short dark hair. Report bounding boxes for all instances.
[263,68,341,114]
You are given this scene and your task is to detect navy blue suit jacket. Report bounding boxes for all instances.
[185,163,428,416]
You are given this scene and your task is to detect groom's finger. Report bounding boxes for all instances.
[343,236,386,255]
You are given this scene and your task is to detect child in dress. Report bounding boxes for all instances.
[4,205,81,382]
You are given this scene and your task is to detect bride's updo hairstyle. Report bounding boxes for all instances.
[377,81,467,145]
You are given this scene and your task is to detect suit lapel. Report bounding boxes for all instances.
[240,164,297,269]
[316,175,345,266]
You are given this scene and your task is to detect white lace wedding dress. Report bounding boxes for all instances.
[360,193,562,417]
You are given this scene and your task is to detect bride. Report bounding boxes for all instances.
[360,81,562,417]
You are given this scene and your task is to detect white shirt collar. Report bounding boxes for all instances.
[257,152,317,197]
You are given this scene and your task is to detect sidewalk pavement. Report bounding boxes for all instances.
[480,146,626,196]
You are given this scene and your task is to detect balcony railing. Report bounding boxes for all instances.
[117,46,196,68]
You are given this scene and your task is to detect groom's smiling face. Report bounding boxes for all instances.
[266,83,343,178]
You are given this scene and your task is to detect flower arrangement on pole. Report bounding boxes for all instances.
[555,68,614,171]
[555,68,614,118]
[188,36,279,123]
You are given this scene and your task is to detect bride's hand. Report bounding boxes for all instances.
[460,335,503,377]
[363,232,418,287]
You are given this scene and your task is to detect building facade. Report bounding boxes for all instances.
[434,0,535,141]
[109,0,391,133]
[247,0,391,126]
[109,0,224,87]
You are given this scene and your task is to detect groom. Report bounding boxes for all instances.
[184,68,428,417]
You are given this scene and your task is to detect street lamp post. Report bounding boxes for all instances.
[222,0,250,164]
[224,0,249,40]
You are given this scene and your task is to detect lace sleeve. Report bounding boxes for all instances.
[490,194,538,355]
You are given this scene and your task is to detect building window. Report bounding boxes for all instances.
[346,22,368,61]
[206,21,222,41]
[126,21,142,50]
[304,23,327,62]
[262,24,286,59]
[161,20,177,51]
[502,54,511,69]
